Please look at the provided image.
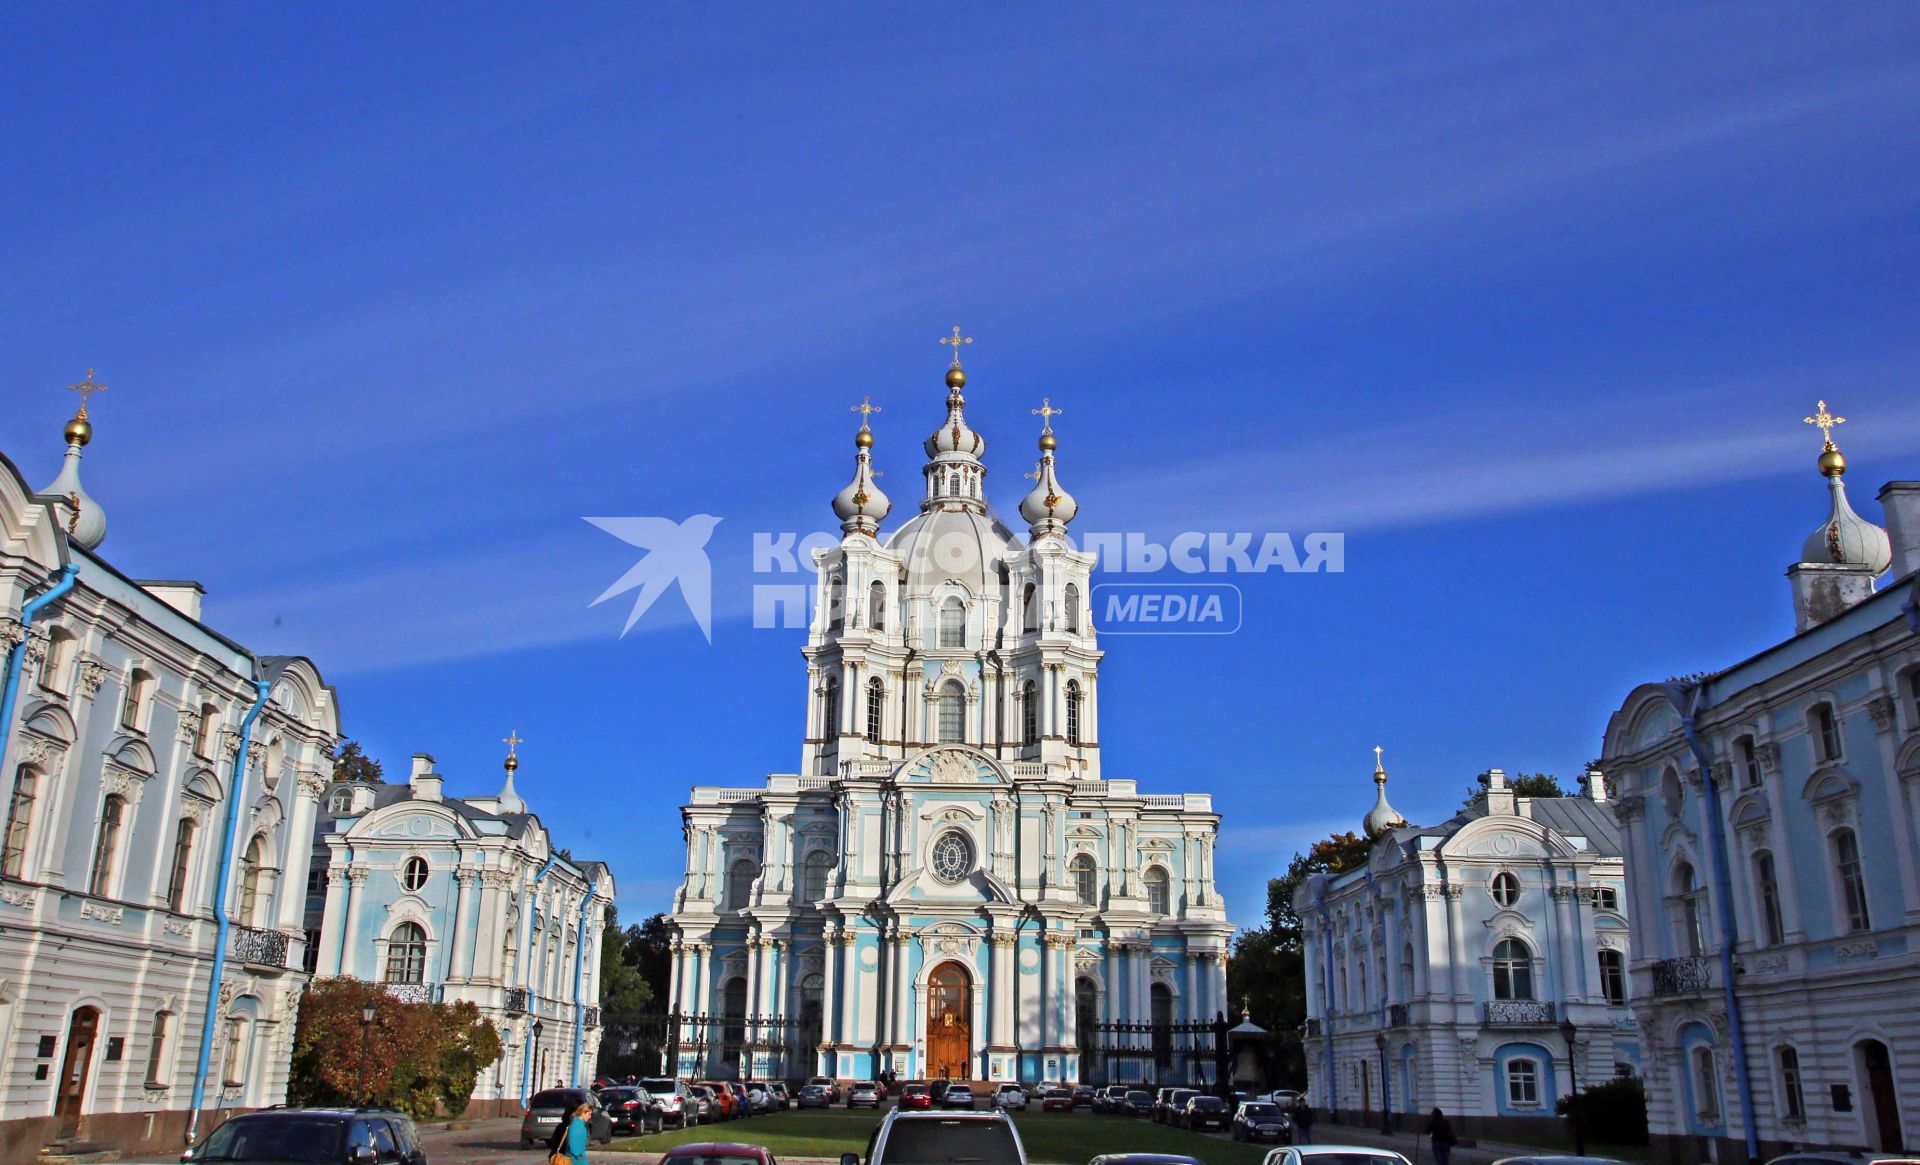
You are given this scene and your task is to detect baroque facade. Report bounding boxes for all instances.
[668,350,1233,1085]
[1600,419,1920,1163]
[0,394,340,1158]
[1299,760,1634,1139]
[308,748,613,1116]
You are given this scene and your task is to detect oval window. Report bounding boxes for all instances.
[930,832,973,884]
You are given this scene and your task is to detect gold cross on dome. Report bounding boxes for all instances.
[852,396,881,426]
[939,326,973,368]
[65,368,108,420]
[1032,397,1062,432]
[503,729,523,759]
[1804,399,1845,449]
[1374,745,1383,766]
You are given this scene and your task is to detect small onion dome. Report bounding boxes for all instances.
[1362,746,1407,838]
[832,423,892,536]
[925,383,985,458]
[40,415,107,551]
[1800,446,1891,574]
[1020,435,1079,539]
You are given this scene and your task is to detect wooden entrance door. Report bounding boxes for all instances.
[1861,1040,1905,1151]
[55,1007,100,1138]
[926,963,971,1080]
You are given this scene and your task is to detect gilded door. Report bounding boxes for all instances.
[926,962,972,1080]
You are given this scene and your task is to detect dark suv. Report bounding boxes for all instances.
[183,1107,426,1165]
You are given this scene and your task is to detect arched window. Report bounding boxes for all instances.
[39,627,75,694]
[1777,1046,1806,1122]
[237,834,268,926]
[1491,938,1533,1000]
[1065,681,1082,746]
[1598,948,1627,1005]
[144,1010,173,1087]
[938,685,965,743]
[327,788,352,815]
[802,851,832,901]
[1021,680,1038,746]
[1673,862,1706,956]
[948,473,961,498]
[195,702,219,760]
[826,573,844,631]
[1143,865,1170,914]
[166,819,196,913]
[384,922,427,983]
[939,599,966,649]
[820,676,840,740]
[868,581,886,631]
[1069,853,1098,906]
[1832,827,1870,932]
[401,856,429,893]
[90,794,126,897]
[1064,583,1080,633]
[1752,851,1785,946]
[3,766,39,879]
[1490,872,1521,907]
[1021,584,1038,633]
[727,859,755,910]
[865,677,885,744]
[1810,702,1842,761]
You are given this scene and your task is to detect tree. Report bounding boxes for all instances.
[598,906,653,1016]
[289,978,501,1118]
[1266,831,1373,951]
[1461,771,1566,809]
[629,913,674,1002]
[330,740,384,784]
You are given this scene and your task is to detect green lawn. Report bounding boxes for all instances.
[607,1105,1276,1164]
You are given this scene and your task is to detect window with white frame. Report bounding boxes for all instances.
[327,788,352,815]
[937,685,965,743]
[820,677,840,741]
[1737,735,1761,787]
[1691,1045,1721,1119]
[401,856,429,893]
[1069,853,1098,906]
[1021,680,1038,746]
[1832,827,1870,933]
[1598,948,1627,1005]
[1143,865,1170,914]
[3,765,39,879]
[1505,1057,1540,1108]
[727,859,755,910]
[166,818,196,913]
[237,833,269,926]
[868,581,886,631]
[826,573,844,631]
[121,668,153,730]
[1753,850,1785,946]
[90,793,126,897]
[1595,886,1620,912]
[384,922,427,983]
[1064,583,1080,633]
[1490,872,1521,908]
[1065,681,1082,746]
[865,677,884,744]
[1778,1046,1806,1122]
[1673,862,1706,956]
[145,1010,173,1086]
[38,627,75,694]
[221,1015,251,1086]
[939,598,966,649]
[1492,938,1534,1000]
[1810,702,1842,761]
[802,850,832,901]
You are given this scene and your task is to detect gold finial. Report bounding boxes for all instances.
[852,396,880,447]
[1804,400,1848,477]
[66,368,108,421]
[503,729,523,771]
[939,326,973,368]
[1373,745,1386,779]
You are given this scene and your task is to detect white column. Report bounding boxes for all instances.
[277,774,325,932]
[318,864,349,975]
[340,867,368,978]
[992,932,1015,1047]
[1411,886,1433,997]
[1553,885,1582,1004]
[1444,885,1468,1000]
[450,869,479,981]
[821,932,843,1053]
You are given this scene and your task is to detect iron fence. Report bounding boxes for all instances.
[1482,1000,1556,1026]
[1651,955,1713,996]
[231,925,288,969]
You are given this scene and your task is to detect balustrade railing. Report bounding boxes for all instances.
[1482,999,1555,1026]
[506,987,529,1014]
[381,982,442,1005]
[1387,1003,1410,1028]
[231,925,288,969]
[1651,955,1714,996]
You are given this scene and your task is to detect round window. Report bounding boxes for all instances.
[930,832,973,883]
[401,856,429,892]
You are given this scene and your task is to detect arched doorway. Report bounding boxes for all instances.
[1858,1039,1905,1151]
[55,1007,100,1137]
[926,962,972,1080]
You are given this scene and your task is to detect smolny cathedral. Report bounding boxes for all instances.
[666,338,1235,1086]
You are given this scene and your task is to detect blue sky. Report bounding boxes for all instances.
[4,5,1917,927]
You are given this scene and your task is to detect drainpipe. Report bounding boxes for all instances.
[517,853,558,1106]
[186,676,272,1146]
[571,872,600,1086]
[0,564,79,769]
[1316,889,1338,1120]
[1655,681,1760,1165]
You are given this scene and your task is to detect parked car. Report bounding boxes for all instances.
[660,1144,778,1165]
[941,1084,978,1110]
[745,1082,778,1114]
[840,1109,1027,1165]
[1072,1087,1096,1109]
[1120,1090,1155,1118]
[725,1082,754,1117]
[809,1075,843,1104]
[850,1081,885,1109]
[900,1084,933,1110]
[1090,1157,1204,1165]
[600,1086,665,1136]
[1154,1088,1197,1124]
[1758,1157,1920,1165]
[1041,1087,1073,1112]
[994,1083,1029,1111]
[1180,1095,1228,1132]
[696,1081,740,1120]
[1262,1147,1415,1165]
[768,1082,793,1109]
[797,1084,833,1110]
[184,1107,426,1165]
[1492,1158,1631,1165]
[1231,1101,1292,1144]
[521,1088,614,1149]
[1266,1090,1303,1109]
[1094,1084,1130,1114]
[688,1084,721,1123]
[641,1077,697,1128]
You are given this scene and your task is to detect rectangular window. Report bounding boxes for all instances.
[145,1012,171,1086]
[1595,886,1619,912]
[1834,829,1871,933]
[1813,704,1841,761]
[1598,949,1627,1005]
[1506,1059,1539,1108]
[1738,737,1761,788]
[1692,1047,1721,1119]
[194,705,218,759]
[1754,852,1785,946]
[1779,1046,1805,1122]
[222,1017,249,1085]
[3,767,38,879]
[121,670,151,731]
[938,603,965,649]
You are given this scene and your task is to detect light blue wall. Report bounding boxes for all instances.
[1491,1040,1557,1118]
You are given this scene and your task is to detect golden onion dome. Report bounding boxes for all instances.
[64,417,92,447]
[1038,431,1057,452]
[855,427,874,448]
[946,366,966,389]
[1818,446,1846,477]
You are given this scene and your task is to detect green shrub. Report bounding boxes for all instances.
[1555,1074,1648,1146]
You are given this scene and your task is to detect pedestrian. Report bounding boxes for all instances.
[549,1100,592,1165]
[1292,1097,1314,1143]
[1427,1108,1457,1165]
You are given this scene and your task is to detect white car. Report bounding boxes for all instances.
[994,1082,1029,1110]
[1263,1146,1413,1165]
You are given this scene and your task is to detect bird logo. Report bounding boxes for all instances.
[585,514,723,642]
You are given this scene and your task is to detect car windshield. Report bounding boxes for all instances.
[1127,1091,1154,1103]
[641,1078,677,1092]
[1305,1155,1408,1165]
[1242,1104,1279,1118]
[1191,1097,1225,1110]
[531,1089,588,1109]
[197,1117,345,1163]
[881,1118,1022,1164]
[604,1089,639,1101]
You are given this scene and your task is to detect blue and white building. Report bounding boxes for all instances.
[0,390,341,1158]
[1299,759,1635,1139]
[309,748,613,1116]
[667,354,1233,1085]
[1601,418,1920,1163]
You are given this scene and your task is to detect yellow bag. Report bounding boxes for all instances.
[549,1154,569,1165]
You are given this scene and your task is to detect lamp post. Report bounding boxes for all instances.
[1559,1017,1584,1156]
[358,1001,377,1104]
[1374,1032,1392,1135]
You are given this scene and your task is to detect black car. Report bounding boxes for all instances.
[1120,1089,1155,1118]
[520,1087,615,1148]
[599,1086,665,1135]
[1094,1084,1130,1114]
[1071,1087,1096,1109]
[183,1107,426,1165]
[1180,1095,1228,1132]
[1231,1101,1292,1143]
[1156,1089,1197,1125]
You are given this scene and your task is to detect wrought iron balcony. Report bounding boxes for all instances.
[381,982,442,1005]
[1387,1003,1410,1028]
[584,1006,602,1027]
[1302,1018,1323,1037]
[1482,999,1556,1026]
[506,987,529,1015]
[231,925,288,969]
[1651,955,1714,996]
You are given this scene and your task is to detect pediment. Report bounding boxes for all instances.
[900,745,1007,786]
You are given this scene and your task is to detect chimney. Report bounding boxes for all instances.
[1788,562,1878,634]
[1482,768,1516,816]
[1880,481,1920,581]
[409,753,442,802]
[1583,769,1609,803]
[138,580,206,622]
